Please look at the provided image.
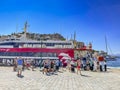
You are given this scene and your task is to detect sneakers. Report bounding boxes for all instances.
[17,74,19,76]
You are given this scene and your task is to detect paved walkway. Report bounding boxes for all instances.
[0,67,120,90]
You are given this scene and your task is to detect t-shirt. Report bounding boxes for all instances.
[17,59,23,65]
[56,60,60,66]
[98,56,104,61]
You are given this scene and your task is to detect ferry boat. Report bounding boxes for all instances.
[0,22,75,66]
[0,22,91,66]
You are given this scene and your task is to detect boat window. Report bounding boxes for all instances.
[53,53,57,57]
[47,53,52,57]
[42,52,47,57]
[46,43,54,46]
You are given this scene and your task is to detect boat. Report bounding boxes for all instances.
[0,22,90,66]
[0,22,75,66]
[0,22,92,65]
[105,35,116,60]
[105,55,116,61]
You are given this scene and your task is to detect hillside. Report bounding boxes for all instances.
[0,32,66,41]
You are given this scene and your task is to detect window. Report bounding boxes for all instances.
[42,52,47,57]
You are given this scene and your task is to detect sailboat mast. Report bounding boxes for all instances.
[16,24,18,34]
[105,35,108,55]
[24,21,28,38]
[73,31,76,48]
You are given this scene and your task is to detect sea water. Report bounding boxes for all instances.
[107,57,120,69]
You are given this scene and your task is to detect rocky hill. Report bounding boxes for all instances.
[0,32,66,41]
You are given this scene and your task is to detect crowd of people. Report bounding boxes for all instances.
[13,53,107,77]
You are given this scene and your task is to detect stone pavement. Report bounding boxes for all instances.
[0,67,120,90]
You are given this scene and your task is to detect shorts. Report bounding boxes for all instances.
[17,65,23,71]
[44,66,49,69]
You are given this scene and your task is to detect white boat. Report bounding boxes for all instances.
[105,35,116,60]
[105,55,116,60]
[0,22,75,66]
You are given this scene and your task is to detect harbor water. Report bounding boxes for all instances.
[107,57,120,68]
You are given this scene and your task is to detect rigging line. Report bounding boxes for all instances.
[105,35,113,55]
[107,42,113,55]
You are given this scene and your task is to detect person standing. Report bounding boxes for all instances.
[76,59,82,75]
[43,60,49,75]
[31,60,35,71]
[70,60,75,73]
[93,60,97,71]
[89,58,94,71]
[50,61,55,74]
[99,61,103,72]
[98,55,104,72]
[16,57,23,77]
[55,59,60,72]
[13,57,17,71]
[104,60,107,72]
[82,57,87,70]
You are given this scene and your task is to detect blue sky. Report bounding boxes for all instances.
[0,0,120,54]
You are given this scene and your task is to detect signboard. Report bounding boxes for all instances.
[0,58,42,66]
